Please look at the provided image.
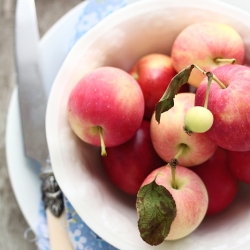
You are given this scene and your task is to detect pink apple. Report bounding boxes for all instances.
[150,92,217,166]
[129,53,177,120]
[195,64,250,151]
[68,66,144,155]
[101,120,165,195]
[191,147,239,216]
[228,150,250,184]
[141,165,208,240]
[171,22,245,88]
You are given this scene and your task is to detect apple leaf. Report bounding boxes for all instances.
[155,64,195,123]
[136,180,177,246]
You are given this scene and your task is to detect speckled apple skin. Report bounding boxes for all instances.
[192,147,239,216]
[101,120,165,195]
[150,93,217,166]
[171,22,245,88]
[141,165,208,240]
[228,149,250,184]
[129,54,177,120]
[68,66,145,147]
[195,64,250,151]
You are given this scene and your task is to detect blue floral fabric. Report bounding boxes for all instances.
[69,0,128,49]
[36,198,119,250]
[36,201,50,250]
[36,0,141,249]
[65,197,118,250]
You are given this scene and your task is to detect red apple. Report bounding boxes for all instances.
[141,165,208,240]
[179,82,190,93]
[171,22,245,88]
[68,66,144,155]
[129,53,177,120]
[150,92,217,166]
[191,147,239,216]
[228,150,250,184]
[101,120,165,195]
[195,64,250,151]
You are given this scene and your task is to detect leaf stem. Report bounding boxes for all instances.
[193,64,207,75]
[154,164,169,180]
[212,74,226,89]
[193,64,226,89]
[98,126,107,156]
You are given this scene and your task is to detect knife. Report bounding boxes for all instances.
[15,0,73,249]
[15,0,63,219]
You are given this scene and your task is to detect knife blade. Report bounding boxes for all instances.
[15,1,75,249]
[15,0,64,217]
[15,0,48,165]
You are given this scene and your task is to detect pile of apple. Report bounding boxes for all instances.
[67,21,250,246]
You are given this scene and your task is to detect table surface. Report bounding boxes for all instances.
[0,0,82,249]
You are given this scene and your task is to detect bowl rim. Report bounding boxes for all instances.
[47,0,250,249]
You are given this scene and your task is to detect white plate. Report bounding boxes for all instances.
[5,1,89,232]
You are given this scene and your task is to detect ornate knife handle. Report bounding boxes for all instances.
[40,158,64,217]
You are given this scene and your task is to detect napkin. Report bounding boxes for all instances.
[35,0,140,249]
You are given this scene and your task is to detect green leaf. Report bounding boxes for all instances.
[136,180,177,246]
[155,64,195,123]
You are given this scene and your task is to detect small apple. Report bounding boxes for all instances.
[184,106,214,133]
[68,66,144,155]
[141,165,208,240]
[228,150,250,184]
[129,53,177,120]
[101,120,165,195]
[171,22,245,88]
[191,147,239,216]
[150,92,217,166]
[195,64,250,151]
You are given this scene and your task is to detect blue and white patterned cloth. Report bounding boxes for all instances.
[69,0,128,49]
[36,198,118,250]
[36,0,140,249]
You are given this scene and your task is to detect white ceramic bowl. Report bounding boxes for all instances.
[46,0,250,249]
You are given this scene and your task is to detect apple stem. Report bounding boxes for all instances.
[203,72,212,109]
[174,144,185,159]
[214,57,236,64]
[171,166,177,189]
[154,145,186,189]
[194,64,226,89]
[131,72,139,81]
[170,144,186,189]
[98,126,107,156]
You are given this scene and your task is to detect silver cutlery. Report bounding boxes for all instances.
[15,0,73,249]
[15,0,63,219]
